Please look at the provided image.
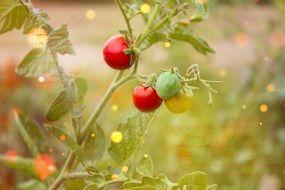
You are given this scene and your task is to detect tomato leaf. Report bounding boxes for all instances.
[83,124,106,162]
[16,47,57,77]
[170,30,215,55]
[108,112,155,164]
[23,7,52,34]
[47,24,75,55]
[0,155,38,179]
[122,175,168,190]
[17,180,46,190]
[13,111,47,156]
[73,77,88,105]
[0,0,29,34]
[141,32,167,50]
[45,90,74,121]
[206,184,218,190]
[136,155,154,177]
[47,125,84,162]
[189,0,208,18]
[178,171,207,190]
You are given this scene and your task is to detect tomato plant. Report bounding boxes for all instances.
[0,0,220,189]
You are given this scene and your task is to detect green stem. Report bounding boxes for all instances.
[48,151,73,190]
[135,3,162,47]
[49,172,89,190]
[115,0,133,39]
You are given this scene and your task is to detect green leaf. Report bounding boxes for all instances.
[206,184,218,190]
[136,155,153,177]
[179,171,207,190]
[13,111,47,156]
[0,0,29,34]
[16,48,57,77]
[23,8,52,34]
[73,77,88,105]
[122,175,168,190]
[83,124,106,161]
[45,90,74,121]
[141,32,167,50]
[84,173,106,189]
[47,24,75,55]
[0,155,38,179]
[47,125,84,163]
[189,0,208,18]
[108,112,155,164]
[170,30,215,55]
[17,180,46,190]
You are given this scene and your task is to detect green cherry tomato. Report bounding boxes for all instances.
[155,71,182,100]
[165,91,193,114]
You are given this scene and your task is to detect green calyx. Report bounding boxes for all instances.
[155,71,182,100]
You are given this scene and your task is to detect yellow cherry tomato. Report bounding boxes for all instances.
[165,91,193,114]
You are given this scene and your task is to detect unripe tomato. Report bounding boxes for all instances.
[133,85,162,112]
[155,71,182,100]
[165,91,193,114]
[103,35,131,70]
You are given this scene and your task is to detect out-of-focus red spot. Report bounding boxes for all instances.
[33,154,56,181]
[59,134,66,142]
[234,32,249,47]
[269,31,285,48]
[5,150,17,161]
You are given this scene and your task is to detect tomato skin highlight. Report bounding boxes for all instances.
[133,85,163,112]
[103,35,131,70]
[165,91,193,114]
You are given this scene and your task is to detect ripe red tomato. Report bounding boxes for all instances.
[133,85,162,112]
[103,35,132,70]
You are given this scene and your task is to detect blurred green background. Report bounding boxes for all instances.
[0,0,285,189]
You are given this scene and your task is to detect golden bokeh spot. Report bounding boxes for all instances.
[260,104,268,113]
[111,131,123,143]
[38,76,45,83]
[59,134,66,142]
[85,9,96,20]
[242,105,247,110]
[218,69,227,77]
[144,154,148,158]
[28,28,48,47]
[122,166,128,173]
[164,42,171,48]
[91,133,96,138]
[111,104,118,112]
[259,122,263,126]
[266,83,276,93]
[140,3,151,14]
[111,174,118,181]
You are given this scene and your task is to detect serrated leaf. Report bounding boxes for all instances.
[23,8,52,34]
[141,32,167,50]
[108,112,155,164]
[17,180,46,190]
[0,0,28,34]
[170,30,215,55]
[83,124,106,161]
[16,47,57,77]
[74,77,88,105]
[136,155,153,177]
[45,90,73,121]
[206,184,218,190]
[122,175,167,190]
[47,24,75,55]
[47,125,84,161]
[179,171,206,190]
[14,111,47,156]
[84,173,106,189]
[0,155,38,179]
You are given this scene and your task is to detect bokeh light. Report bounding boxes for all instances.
[27,28,48,47]
[111,131,123,143]
[85,9,96,20]
[140,3,150,14]
[260,104,269,113]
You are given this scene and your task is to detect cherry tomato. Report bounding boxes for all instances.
[155,71,182,100]
[165,91,193,114]
[103,35,132,70]
[133,85,162,112]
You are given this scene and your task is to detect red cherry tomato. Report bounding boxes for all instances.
[103,35,131,70]
[133,85,162,112]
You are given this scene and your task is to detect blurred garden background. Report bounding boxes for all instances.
[1,0,285,189]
